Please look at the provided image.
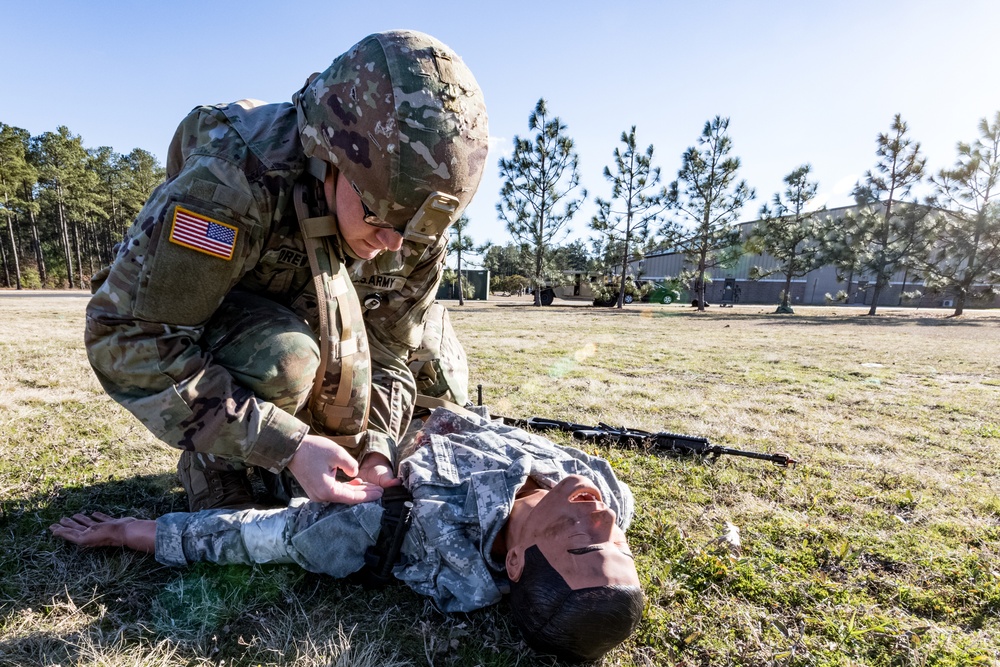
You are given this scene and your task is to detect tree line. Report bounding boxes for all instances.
[4,107,998,318]
[483,101,999,316]
[0,123,165,290]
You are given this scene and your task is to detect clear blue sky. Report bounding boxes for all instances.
[3,0,999,247]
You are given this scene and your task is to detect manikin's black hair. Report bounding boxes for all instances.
[508,545,644,663]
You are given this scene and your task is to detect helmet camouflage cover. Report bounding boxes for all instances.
[294,30,489,230]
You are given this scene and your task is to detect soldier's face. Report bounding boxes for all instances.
[327,172,403,259]
[506,475,639,590]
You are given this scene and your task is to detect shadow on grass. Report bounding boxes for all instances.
[0,472,433,666]
[746,313,996,327]
[570,307,998,327]
[0,471,184,614]
[1,471,186,526]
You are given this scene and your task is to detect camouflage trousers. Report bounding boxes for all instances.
[178,290,319,509]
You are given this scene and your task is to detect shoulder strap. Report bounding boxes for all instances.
[293,182,372,434]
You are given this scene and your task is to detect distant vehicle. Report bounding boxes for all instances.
[527,285,556,306]
[641,282,676,304]
[592,280,642,306]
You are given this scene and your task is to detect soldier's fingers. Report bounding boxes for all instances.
[71,513,99,527]
[325,476,383,505]
[91,512,118,522]
[341,480,384,504]
[326,446,360,478]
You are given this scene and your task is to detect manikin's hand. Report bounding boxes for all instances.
[287,434,384,504]
[49,512,156,553]
[358,452,402,489]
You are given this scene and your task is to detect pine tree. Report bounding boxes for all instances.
[666,116,754,311]
[448,214,475,305]
[32,127,97,288]
[925,112,1000,315]
[481,242,532,280]
[749,165,826,313]
[590,127,666,309]
[120,148,165,224]
[0,124,34,289]
[498,99,586,306]
[828,115,932,315]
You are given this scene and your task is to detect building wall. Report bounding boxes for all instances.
[627,205,999,308]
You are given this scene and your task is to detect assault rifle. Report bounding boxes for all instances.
[501,416,797,468]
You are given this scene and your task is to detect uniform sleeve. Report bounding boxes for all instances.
[85,117,309,472]
[354,236,447,466]
[154,501,382,578]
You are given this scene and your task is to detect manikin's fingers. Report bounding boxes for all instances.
[57,516,88,530]
[367,465,402,488]
[70,513,100,527]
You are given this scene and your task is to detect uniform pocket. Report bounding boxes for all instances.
[135,197,250,326]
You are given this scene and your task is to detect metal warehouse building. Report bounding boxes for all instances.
[625,205,998,309]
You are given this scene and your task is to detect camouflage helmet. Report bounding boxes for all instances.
[293,30,489,232]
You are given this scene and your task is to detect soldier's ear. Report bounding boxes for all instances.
[506,545,525,582]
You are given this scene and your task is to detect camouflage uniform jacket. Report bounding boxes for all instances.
[85,100,447,471]
[154,409,635,613]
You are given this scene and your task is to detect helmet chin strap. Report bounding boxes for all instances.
[309,157,367,262]
[307,156,335,216]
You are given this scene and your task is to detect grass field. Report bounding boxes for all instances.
[1,293,998,666]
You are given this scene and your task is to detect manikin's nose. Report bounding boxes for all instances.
[589,506,617,540]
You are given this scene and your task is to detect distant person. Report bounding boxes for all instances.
[52,408,645,662]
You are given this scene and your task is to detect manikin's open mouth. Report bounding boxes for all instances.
[569,488,602,503]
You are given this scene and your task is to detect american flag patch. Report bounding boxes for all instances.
[168,207,238,260]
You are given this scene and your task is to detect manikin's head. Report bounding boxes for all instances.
[504,475,644,662]
[294,29,488,259]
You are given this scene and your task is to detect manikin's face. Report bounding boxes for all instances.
[506,475,640,590]
[325,171,403,260]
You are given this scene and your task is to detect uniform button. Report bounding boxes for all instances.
[364,294,383,310]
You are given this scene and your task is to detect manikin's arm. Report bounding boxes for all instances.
[50,512,155,553]
[51,502,380,579]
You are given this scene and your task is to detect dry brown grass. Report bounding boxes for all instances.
[1,292,998,666]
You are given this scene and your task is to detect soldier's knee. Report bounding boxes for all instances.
[204,294,320,414]
[264,328,321,400]
[231,322,319,412]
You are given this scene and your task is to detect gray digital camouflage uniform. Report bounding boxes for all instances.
[154,409,635,613]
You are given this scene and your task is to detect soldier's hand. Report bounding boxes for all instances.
[359,453,402,489]
[288,434,384,504]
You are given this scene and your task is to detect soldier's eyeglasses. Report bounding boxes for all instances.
[359,196,395,230]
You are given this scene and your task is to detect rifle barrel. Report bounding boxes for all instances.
[505,415,797,467]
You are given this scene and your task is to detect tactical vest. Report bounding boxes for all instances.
[292,171,449,441]
[408,302,469,406]
[292,180,373,437]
